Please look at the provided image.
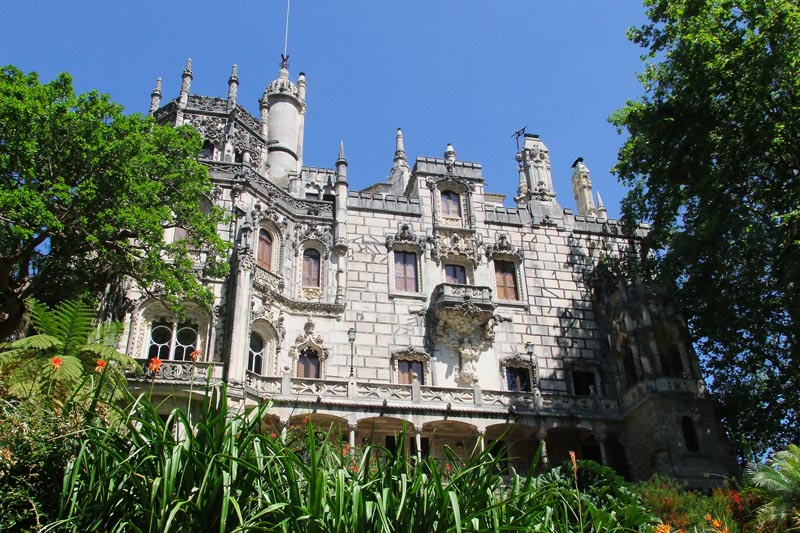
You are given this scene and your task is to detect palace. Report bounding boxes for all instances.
[124,59,736,487]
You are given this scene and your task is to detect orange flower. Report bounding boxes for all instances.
[655,524,671,533]
[189,349,202,361]
[50,357,63,371]
[704,514,712,522]
[712,519,723,529]
[342,443,351,456]
[148,357,163,373]
[95,359,107,373]
[569,450,578,478]
[445,463,452,472]
[270,432,278,438]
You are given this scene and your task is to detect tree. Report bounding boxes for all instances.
[0,66,229,338]
[611,0,800,458]
[749,444,800,531]
[0,298,136,401]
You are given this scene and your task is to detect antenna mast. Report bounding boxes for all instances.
[281,0,291,69]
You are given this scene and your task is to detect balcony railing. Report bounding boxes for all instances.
[127,359,225,385]
[238,373,620,417]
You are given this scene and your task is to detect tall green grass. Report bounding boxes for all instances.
[49,383,656,532]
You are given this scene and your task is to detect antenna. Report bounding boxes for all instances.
[281,0,291,68]
[512,125,528,152]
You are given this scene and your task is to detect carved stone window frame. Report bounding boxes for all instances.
[288,317,330,379]
[255,222,284,273]
[499,353,538,392]
[297,240,326,301]
[249,319,281,376]
[131,299,209,362]
[487,236,525,304]
[390,347,431,385]
[385,224,426,298]
[564,358,603,397]
[428,177,474,230]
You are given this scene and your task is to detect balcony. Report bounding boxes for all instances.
[240,373,619,419]
[126,359,225,385]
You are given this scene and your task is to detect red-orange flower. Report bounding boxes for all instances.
[445,463,452,472]
[148,357,163,373]
[270,432,278,439]
[95,359,107,373]
[50,357,63,371]
[569,450,578,478]
[189,349,202,362]
[655,524,671,533]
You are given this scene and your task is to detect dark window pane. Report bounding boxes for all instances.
[258,230,273,270]
[572,370,596,395]
[506,367,531,392]
[441,191,461,217]
[445,264,466,284]
[495,260,519,300]
[394,251,418,292]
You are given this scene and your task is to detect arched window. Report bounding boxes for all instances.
[248,332,265,375]
[257,229,273,271]
[147,320,198,361]
[297,347,320,378]
[441,190,461,218]
[302,249,321,287]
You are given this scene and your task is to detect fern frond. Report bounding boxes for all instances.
[0,334,63,354]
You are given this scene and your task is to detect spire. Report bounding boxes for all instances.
[179,58,193,108]
[149,77,162,116]
[596,191,608,221]
[571,156,596,216]
[336,141,348,184]
[393,128,408,168]
[227,64,239,110]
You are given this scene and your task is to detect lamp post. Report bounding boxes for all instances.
[348,327,356,378]
[525,341,536,388]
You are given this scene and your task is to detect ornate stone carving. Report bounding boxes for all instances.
[429,285,508,386]
[237,247,255,273]
[385,223,425,250]
[301,287,322,301]
[429,230,481,266]
[251,303,285,343]
[186,95,227,113]
[185,114,226,143]
[485,233,524,260]
[293,223,333,258]
[288,316,330,364]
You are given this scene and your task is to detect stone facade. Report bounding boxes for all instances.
[124,61,737,488]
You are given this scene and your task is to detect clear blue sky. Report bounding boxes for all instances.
[2,1,650,218]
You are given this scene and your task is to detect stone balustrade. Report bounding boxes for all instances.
[127,359,224,384]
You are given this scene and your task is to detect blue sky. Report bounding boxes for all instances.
[2,1,649,218]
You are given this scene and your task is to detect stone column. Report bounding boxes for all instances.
[349,423,357,452]
[415,427,423,463]
[227,248,255,385]
[537,429,549,469]
[477,428,486,452]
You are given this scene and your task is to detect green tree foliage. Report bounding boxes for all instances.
[611,0,800,458]
[0,66,229,338]
[0,298,136,401]
[749,444,800,531]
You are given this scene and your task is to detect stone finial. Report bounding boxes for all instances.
[336,141,348,184]
[571,156,596,217]
[394,128,408,166]
[444,143,456,166]
[149,77,162,116]
[596,191,608,221]
[227,64,239,110]
[297,72,306,100]
[179,58,193,108]
[337,140,347,165]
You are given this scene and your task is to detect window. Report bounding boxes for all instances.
[248,332,265,375]
[494,260,519,300]
[305,192,320,200]
[444,264,466,284]
[257,229,273,271]
[302,249,321,287]
[394,251,418,292]
[572,370,596,396]
[147,320,198,361]
[681,417,700,452]
[398,359,425,385]
[441,191,461,217]
[506,367,531,392]
[297,347,320,378]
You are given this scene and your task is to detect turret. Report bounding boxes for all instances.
[571,157,597,217]
[148,77,162,116]
[227,64,238,111]
[264,62,307,188]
